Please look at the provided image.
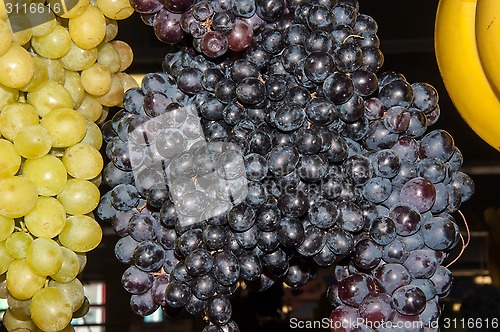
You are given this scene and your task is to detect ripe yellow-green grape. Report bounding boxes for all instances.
[26,238,63,276]
[7,293,31,321]
[0,1,7,20]
[0,274,7,298]
[64,70,85,108]
[0,20,13,57]
[24,197,66,238]
[57,179,100,215]
[72,296,90,318]
[51,247,80,283]
[97,42,121,73]
[117,72,139,92]
[77,252,87,273]
[97,0,134,20]
[110,40,133,72]
[104,18,118,42]
[0,103,39,141]
[0,43,35,89]
[5,232,33,260]
[80,120,103,149]
[13,124,53,159]
[8,17,32,46]
[90,173,102,187]
[22,155,68,196]
[97,106,109,124]
[60,42,98,71]
[0,242,14,274]
[6,258,46,300]
[76,93,104,122]
[2,309,39,332]
[38,57,66,85]
[51,0,90,19]
[69,4,107,50]
[40,108,87,147]
[0,176,38,218]
[27,81,74,117]
[81,63,112,96]
[0,215,14,241]
[0,82,19,111]
[63,143,103,180]
[49,278,85,312]
[20,57,49,93]
[59,214,102,253]
[30,287,73,331]
[30,8,57,37]
[0,139,21,178]
[96,74,124,107]
[32,25,72,59]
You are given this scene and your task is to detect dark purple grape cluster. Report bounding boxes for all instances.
[99,0,473,331]
[131,0,287,58]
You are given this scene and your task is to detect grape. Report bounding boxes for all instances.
[30,287,73,332]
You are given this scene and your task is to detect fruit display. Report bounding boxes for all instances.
[95,0,475,331]
[0,0,137,331]
[435,0,500,151]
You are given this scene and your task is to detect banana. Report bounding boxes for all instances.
[435,0,500,151]
[476,0,500,96]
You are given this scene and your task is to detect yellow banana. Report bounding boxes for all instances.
[476,0,500,96]
[435,0,500,151]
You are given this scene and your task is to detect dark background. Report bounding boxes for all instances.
[84,1,500,331]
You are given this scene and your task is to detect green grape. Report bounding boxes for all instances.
[51,247,80,283]
[13,125,53,159]
[59,215,102,252]
[20,57,50,93]
[76,252,87,274]
[7,293,31,320]
[50,0,89,19]
[95,73,124,107]
[60,42,98,72]
[0,19,13,57]
[5,232,33,260]
[0,215,15,241]
[69,5,106,50]
[89,173,102,187]
[6,259,46,300]
[64,70,85,108]
[37,57,65,85]
[104,18,118,43]
[25,197,66,239]
[63,143,103,180]
[30,287,73,331]
[0,43,35,89]
[110,40,133,72]
[30,8,57,37]
[80,120,103,150]
[72,296,90,318]
[0,82,19,112]
[0,241,14,274]
[76,93,103,122]
[0,102,39,142]
[22,155,67,196]
[97,0,134,20]
[0,139,21,179]
[0,176,38,218]
[57,179,100,215]
[27,238,63,276]
[81,63,112,96]
[97,42,121,73]
[32,25,72,59]
[27,81,74,117]
[2,309,39,332]
[40,108,87,148]
[48,278,85,312]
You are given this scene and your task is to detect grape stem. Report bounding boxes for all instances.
[342,34,364,44]
[446,210,470,268]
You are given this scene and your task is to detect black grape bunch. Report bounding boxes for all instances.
[98,0,474,331]
[130,0,286,58]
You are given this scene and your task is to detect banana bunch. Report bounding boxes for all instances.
[435,0,500,151]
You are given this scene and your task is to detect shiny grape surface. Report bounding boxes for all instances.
[99,0,473,331]
[0,0,136,330]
